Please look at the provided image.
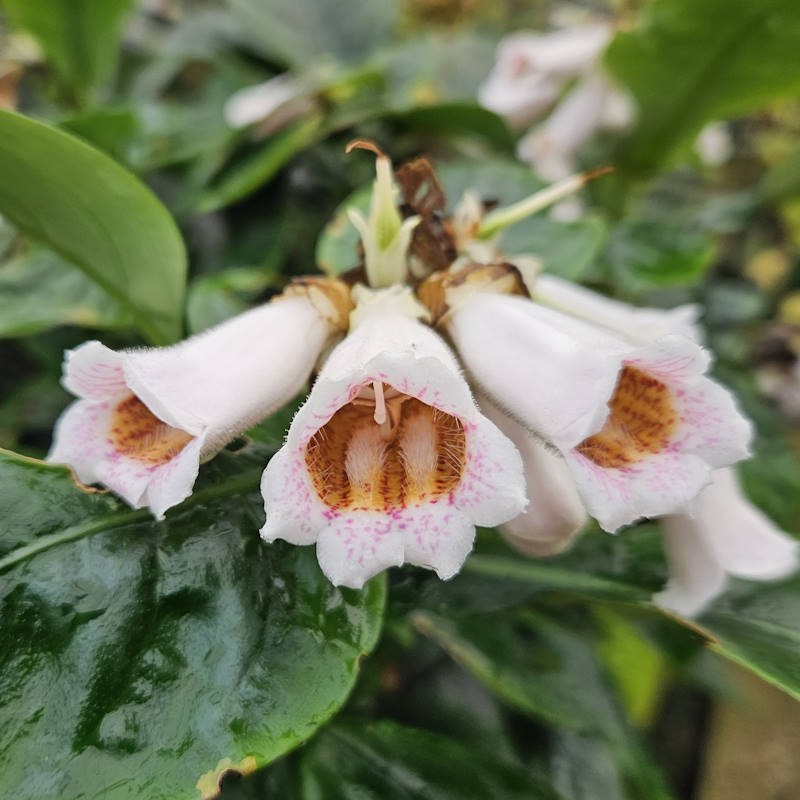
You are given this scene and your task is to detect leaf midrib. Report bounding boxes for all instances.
[0,466,264,573]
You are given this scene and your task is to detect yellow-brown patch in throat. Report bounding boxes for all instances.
[575,365,677,468]
[109,395,193,465]
[305,384,466,511]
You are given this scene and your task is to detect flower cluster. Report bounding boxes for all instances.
[49,144,797,613]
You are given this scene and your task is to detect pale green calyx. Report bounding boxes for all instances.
[346,140,420,288]
[476,166,612,240]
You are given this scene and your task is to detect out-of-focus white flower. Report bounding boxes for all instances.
[478,25,612,129]
[694,122,734,168]
[478,392,587,556]
[260,288,527,589]
[516,73,616,183]
[48,283,349,519]
[224,73,316,133]
[655,468,798,616]
[478,21,632,220]
[442,288,752,532]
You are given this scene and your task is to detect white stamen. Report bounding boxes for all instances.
[373,380,387,425]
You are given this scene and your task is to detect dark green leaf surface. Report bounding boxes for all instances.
[550,732,629,800]
[0,111,186,343]
[301,721,562,799]
[412,609,674,798]
[0,448,385,800]
[0,246,130,338]
[2,0,135,97]
[606,0,800,172]
[411,609,625,733]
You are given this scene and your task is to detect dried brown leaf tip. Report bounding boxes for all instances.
[395,157,456,276]
[417,261,529,325]
[282,276,354,331]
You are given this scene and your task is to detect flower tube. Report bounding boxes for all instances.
[440,284,751,532]
[48,280,350,519]
[655,468,799,616]
[477,392,587,556]
[531,273,702,344]
[260,287,527,588]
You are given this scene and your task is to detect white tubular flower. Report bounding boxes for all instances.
[529,273,797,610]
[655,468,799,616]
[532,273,703,344]
[260,288,527,589]
[478,25,612,128]
[48,283,349,519]
[478,392,587,557]
[444,290,752,532]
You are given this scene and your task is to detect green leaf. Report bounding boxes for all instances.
[411,609,627,733]
[58,107,139,163]
[605,0,800,172]
[2,0,135,98]
[697,575,800,701]
[0,245,130,338]
[0,111,186,344]
[550,732,628,800]
[380,33,498,109]
[604,219,716,292]
[412,609,674,799]
[389,103,514,152]
[197,115,324,213]
[0,448,385,800]
[301,720,563,799]
[224,0,396,67]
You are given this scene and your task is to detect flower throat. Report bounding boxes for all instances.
[305,381,467,511]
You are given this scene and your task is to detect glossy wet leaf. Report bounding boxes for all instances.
[0,246,130,338]
[0,111,186,344]
[3,0,135,97]
[606,0,800,172]
[0,447,386,800]
[301,720,563,799]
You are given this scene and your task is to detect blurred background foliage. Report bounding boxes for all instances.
[1,1,800,798]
